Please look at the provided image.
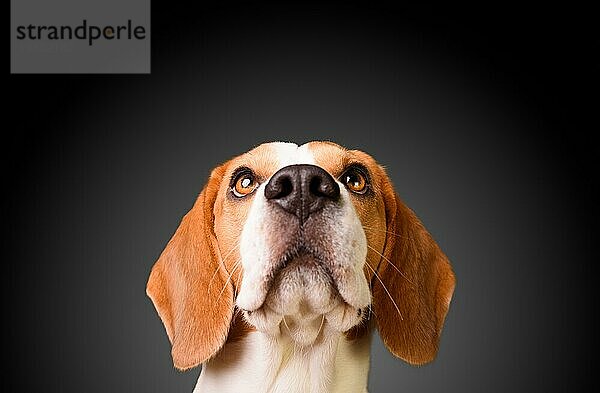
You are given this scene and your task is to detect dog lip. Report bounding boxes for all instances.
[243,245,364,313]
[264,245,314,288]
[238,245,310,312]
[279,244,310,269]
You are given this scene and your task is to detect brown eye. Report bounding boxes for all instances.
[233,173,258,197]
[342,168,368,194]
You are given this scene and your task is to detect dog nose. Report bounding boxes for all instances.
[265,164,340,222]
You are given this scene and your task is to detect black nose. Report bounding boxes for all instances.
[265,164,340,222]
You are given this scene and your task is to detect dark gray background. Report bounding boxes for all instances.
[4,3,595,392]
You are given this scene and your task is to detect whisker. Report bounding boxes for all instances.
[208,265,222,291]
[283,315,299,356]
[366,244,414,286]
[221,239,242,264]
[362,225,413,241]
[208,240,241,290]
[364,261,403,321]
[367,303,377,319]
[317,314,325,339]
[282,315,291,335]
[215,259,241,305]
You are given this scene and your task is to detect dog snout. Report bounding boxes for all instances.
[264,164,340,222]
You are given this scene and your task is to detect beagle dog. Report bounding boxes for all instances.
[147,141,455,393]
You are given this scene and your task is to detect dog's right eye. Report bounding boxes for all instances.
[232,172,258,197]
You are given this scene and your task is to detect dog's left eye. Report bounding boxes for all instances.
[233,172,258,197]
[341,167,368,194]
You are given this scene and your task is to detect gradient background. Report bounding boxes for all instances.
[4,3,595,392]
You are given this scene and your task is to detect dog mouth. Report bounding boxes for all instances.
[238,246,369,339]
[241,244,356,315]
[273,245,335,284]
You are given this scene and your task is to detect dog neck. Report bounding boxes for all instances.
[193,321,372,393]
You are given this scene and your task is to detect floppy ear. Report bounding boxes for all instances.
[372,173,456,365]
[146,164,234,370]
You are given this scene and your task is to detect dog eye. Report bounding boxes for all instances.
[341,167,368,194]
[233,172,258,197]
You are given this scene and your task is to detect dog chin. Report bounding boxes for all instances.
[238,254,367,344]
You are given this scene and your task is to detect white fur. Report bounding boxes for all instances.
[196,142,372,393]
[194,330,371,393]
[272,141,317,167]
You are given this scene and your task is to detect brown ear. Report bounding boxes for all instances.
[372,175,456,365]
[146,165,234,370]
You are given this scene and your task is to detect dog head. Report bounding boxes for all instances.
[147,141,455,370]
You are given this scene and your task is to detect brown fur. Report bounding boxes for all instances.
[146,163,236,370]
[371,165,455,365]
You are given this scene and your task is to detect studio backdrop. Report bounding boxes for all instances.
[4,3,594,393]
